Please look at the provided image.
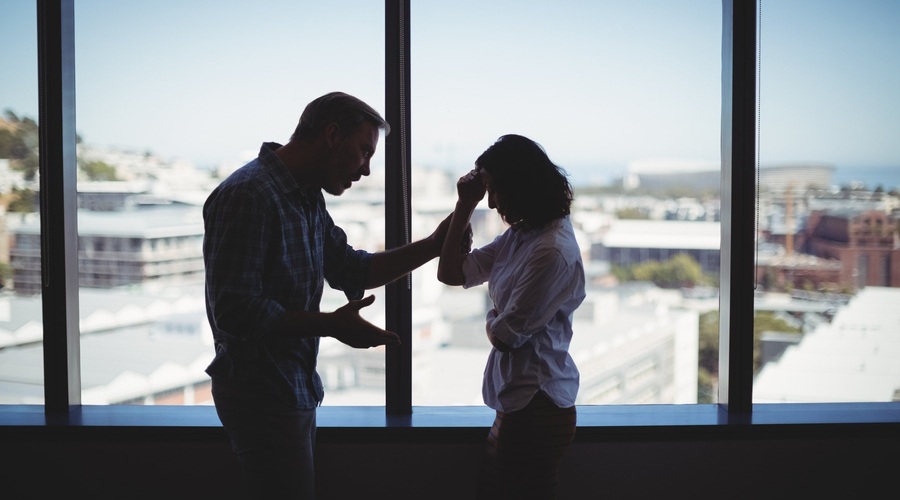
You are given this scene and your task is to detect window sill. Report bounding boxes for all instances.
[1,403,898,443]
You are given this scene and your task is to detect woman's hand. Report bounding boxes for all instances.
[438,169,483,286]
[485,317,512,352]
[457,168,486,206]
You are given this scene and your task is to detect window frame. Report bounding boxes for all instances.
[4,0,898,431]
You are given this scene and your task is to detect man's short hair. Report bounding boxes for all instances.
[291,91,390,142]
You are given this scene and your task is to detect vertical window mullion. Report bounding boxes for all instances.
[384,0,413,415]
[37,0,81,414]
[719,0,756,414]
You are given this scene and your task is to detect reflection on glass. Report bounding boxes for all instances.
[0,0,43,405]
[753,1,900,403]
[67,1,384,406]
[411,1,722,406]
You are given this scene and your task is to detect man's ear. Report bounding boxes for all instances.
[323,122,341,149]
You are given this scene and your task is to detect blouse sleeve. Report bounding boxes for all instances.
[487,246,583,350]
[461,234,501,289]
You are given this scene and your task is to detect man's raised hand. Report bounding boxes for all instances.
[329,295,400,348]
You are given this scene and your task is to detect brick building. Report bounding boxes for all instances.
[804,208,900,289]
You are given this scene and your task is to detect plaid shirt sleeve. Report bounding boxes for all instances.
[203,175,286,343]
[317,192,372,301]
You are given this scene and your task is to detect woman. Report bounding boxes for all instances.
[438,134,586,499]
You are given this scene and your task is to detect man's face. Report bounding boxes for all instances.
[322,121,379,196]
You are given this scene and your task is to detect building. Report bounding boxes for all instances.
[623,158,720,191]
[758,163,836,194]
[9,200,204,295]
[592,219,721,275]
[754,249,844,292]
[0,284,212,405]
[754,286,900,402]
[804,208,900,289]
[624,161,834,195]
[571,283,699,405]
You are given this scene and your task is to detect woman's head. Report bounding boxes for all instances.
[475,134,573,227]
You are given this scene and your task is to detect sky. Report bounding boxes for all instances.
[2,0,899,185]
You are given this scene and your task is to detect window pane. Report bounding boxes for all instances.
[73,0,384,406]
[412,1,722,406]
[0,0,43,405]
[753,0,900,403]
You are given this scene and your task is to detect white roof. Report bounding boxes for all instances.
[754,287,900,403]
[601,220,720,250]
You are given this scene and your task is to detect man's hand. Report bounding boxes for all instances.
[430,212,473,256]
[329,295,400,348]
[460,224,473,254]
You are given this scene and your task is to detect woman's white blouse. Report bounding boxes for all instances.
[462,216,586,412]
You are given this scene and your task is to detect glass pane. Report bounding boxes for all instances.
[753,1,900,403]
[412,1,722,406]
[73,0,384,405]
[0,0,43,404]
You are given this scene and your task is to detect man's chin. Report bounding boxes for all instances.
[323,184,348,196]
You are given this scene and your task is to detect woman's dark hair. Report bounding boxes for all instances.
[291,91,389,142]
[475,134,573,227]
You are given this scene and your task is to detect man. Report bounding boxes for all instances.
[203,91,452,499]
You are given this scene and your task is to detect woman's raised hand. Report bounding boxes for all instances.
[457,168,486,205]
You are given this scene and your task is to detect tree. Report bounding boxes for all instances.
[0,124,29,159]
[615,207,649,220]
[631,253,709,288]
[6,187,37,213]
[752,311,801,374]
[696,309,803,403]
[611,265,632,283]
[0,262,11,290]
[0,110,40,180]
[79,159,118,181]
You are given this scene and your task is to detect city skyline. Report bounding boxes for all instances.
[2,0,899,181]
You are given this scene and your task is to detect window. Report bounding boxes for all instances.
[2,0,897,430]
[0,0,385,407]
[752,0,900,403]
[0,0,42,405]
[411,0,722,406]
[66,0,385,406]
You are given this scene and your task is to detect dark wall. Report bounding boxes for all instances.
[3,425,898,499]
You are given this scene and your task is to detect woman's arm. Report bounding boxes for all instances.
[438,169,485,286]
[485,245,581,351]
[485,319,513,352]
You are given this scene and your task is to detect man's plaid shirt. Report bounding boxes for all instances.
[203,142,371,408]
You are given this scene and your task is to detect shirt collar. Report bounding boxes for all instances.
[258,142,317,199]
[513,216,565,242]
